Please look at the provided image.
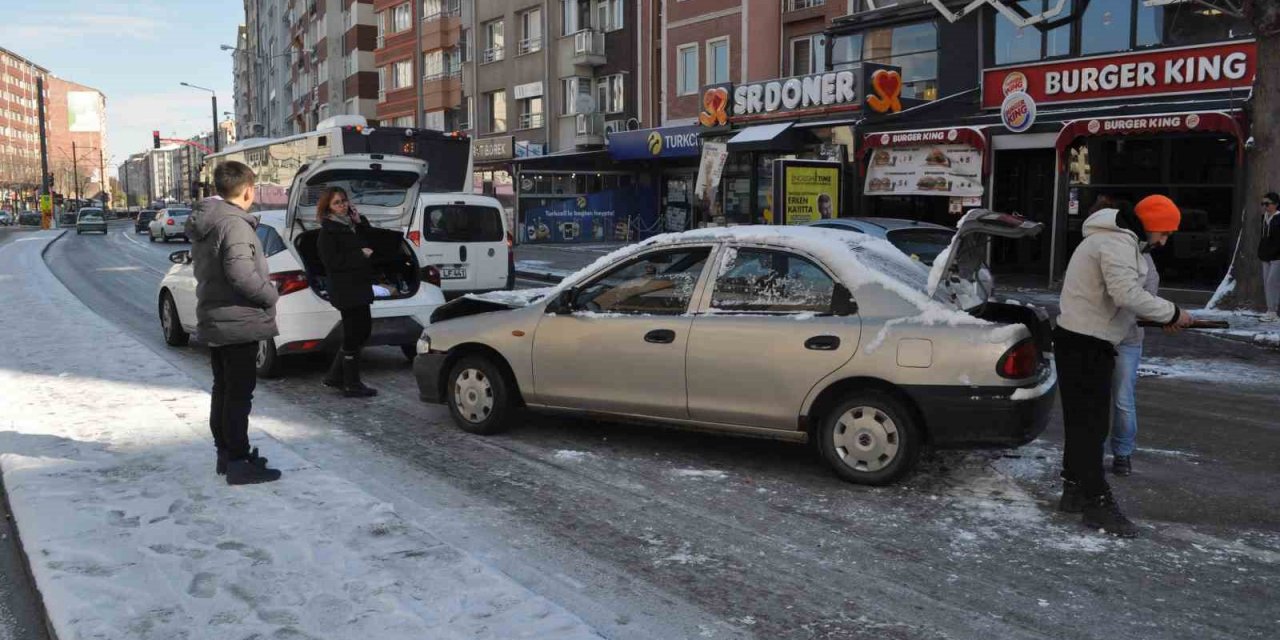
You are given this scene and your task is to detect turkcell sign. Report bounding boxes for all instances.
[608,125,702,160]
[731,70,860,119]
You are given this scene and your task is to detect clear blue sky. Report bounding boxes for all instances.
[0,0,242,172]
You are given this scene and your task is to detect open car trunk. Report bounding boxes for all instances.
[294,226,422,302]
[928,209,1053,355]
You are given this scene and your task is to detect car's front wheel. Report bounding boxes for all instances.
[256,339,280,378]
[447,355,513,435]
[817,391,921,486]
[159,292,189,347]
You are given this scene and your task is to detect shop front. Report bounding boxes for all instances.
[472,135,518,231]
[693,63,895,227]
[606,125,704,233]
[510,149,658,244]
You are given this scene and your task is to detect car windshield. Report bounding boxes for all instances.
[886,228,955,265]
[423,205,505,243]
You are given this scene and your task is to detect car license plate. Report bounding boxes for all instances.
[441,265,467,279]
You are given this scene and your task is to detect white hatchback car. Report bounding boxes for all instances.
[149,207,193,242]
[157,155,448,377]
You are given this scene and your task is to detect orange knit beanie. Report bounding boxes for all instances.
[1135,195,1181,233]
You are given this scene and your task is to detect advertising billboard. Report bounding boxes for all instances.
[68,91,103,132]
[773,160,841,226]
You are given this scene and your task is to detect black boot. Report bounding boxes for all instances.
[1058,480,1085,514]
[1082,492,1139,538]
[322,352,344,388]
[341,351,378,398]
[225,457,282,486]
[1112,455,1132,476]
[216,447,269,475]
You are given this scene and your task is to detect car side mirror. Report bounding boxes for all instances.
[169,250,191,265]
[831,284,858,317]
[551,287,578,314]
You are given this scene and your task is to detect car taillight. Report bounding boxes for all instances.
[997,339,1039,379]
[166,218,175,225]
[269,271,309,296]
[423,265,441,287]
[407,229,421,247]
[505,231,514,248]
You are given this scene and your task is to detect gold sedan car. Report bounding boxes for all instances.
[414,213,1055,485]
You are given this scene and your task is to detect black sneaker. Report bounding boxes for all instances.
[224,457,282,486]
[1112,455,1132,476]
[216,448,269,475]
[1082,492,1139,538]
[1058,481,1085,514]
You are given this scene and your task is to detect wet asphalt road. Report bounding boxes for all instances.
[21,220,1280,639]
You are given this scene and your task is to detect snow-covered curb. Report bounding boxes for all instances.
[0,231,601,640]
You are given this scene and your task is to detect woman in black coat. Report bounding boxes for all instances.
[316,186,378,397]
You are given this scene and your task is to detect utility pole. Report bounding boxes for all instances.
[72,141,81,204]
[99,147,106,208]
[36,76,50,228]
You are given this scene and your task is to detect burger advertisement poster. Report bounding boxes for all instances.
[863,139,983,198]
[773,160,842,225]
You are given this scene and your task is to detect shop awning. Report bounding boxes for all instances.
[725,122,818,152]
[1054,111,1244,166]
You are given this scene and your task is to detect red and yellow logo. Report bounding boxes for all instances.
[698,87,729,127]
[866,69,903,114]
[1001,71,1028,96]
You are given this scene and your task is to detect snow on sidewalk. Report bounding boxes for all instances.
[0,232,601,640]
[1190,308,1280,348]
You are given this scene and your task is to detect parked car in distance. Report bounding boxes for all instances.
[135,210,158,234]
[809,217,956,266]
[19,211,41,226]
[413,212,1055,486]
[75,208,108,235]
[59,210,77,227]
[158,155,449,377]
[410,193,514,298]
[0,211,11,226]
[149,208,191,242]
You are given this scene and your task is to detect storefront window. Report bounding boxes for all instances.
[862,21,938,100]
[1135,1,1162,47]
[1080,0,1132,55]
[1162,7,1251,46]
[830,33,862,69]
[993,0,1072,64]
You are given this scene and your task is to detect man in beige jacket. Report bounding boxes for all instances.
[1055,195,1192,537]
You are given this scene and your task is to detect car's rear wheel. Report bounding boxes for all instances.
[817,391,921,486]
[148,230,156,242]
[447,356,513,435]
[159,292,189,347]
[256,339,280,379]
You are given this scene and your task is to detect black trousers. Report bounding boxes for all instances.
[339,305,372,353]
[209,342,258,460]
[1054,326,1117,498]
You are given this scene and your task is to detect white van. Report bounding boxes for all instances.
[408,193,513,297]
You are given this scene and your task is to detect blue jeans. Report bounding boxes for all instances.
[1110,342,1143,457]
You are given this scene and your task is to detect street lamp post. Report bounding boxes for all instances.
[180,82,220,153]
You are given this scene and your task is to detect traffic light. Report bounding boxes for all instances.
[153,131,161,149]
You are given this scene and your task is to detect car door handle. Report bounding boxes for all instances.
[644,329,676,344]
[805,335,841,351]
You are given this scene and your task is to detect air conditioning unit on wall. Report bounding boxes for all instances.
[603,120,624,135]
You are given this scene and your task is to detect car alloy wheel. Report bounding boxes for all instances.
[831,406,899,473]
[256,339,280,378]
[454,368,494,424]
[160,293,189,346]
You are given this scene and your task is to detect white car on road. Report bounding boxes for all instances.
[149,207,192,243]
[157,154,447,376]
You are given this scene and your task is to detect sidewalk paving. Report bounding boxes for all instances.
[0,231,600,640]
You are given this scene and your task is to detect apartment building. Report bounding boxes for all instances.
[0,47,47,196]
[118,152,152,208]
[241,0,295,137]
[46,77,108,203]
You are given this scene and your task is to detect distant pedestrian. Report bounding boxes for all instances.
[185,161,283,485]
[1258,191,1280,322]
[1110,200,1160,478]
[316,187,379,398]
[1055,195,1192,537]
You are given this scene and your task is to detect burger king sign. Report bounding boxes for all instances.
[1001,91,1037,133]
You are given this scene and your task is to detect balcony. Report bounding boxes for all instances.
[421,11,461,51]
[482,46,504,64]
[570,30,605,67]
[518,112,544,130]
[574,112,604,147]
[423,73,462,112]
[517,37,542,56]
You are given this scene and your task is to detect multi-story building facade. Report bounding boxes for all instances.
[117,152,151,208]
[149,146,182,204]
[47,77,108,204]
[239,0,382,137]
[0,47,47,203]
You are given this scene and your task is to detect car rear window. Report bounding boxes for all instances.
[139,211,157,221]
[167,210,191,219]
[423,205,504,243]
[886,228,955,264]
[79,210,104,220]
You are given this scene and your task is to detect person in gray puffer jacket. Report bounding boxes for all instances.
[185,161,283,486]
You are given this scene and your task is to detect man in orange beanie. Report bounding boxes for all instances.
[1054,195,1192,537]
